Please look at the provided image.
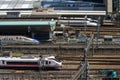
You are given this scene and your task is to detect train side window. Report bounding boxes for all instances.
[16,37,18,39]
[46,61,48,65]
[2,60,5,65]
[9,38,13,40]
[7,62,38,65]
[67,4,71,7]
[72,4,75,7]
[10,38,12,40]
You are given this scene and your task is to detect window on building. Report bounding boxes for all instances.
[7,12,20,18]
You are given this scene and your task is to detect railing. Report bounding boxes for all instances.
[0,71,74,80]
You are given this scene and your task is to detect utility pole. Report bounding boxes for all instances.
[72,20,94,80]
[84,34,94,80]
[96,16,101,48]
[39,55,44,80]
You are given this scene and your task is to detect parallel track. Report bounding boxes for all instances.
[67,25,120,36]
[0,24,120,79]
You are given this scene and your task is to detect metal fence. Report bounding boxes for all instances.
[0,73,119,80]
[0,72,73,80]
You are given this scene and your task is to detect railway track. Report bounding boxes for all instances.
[64,24,120,36]
[2,44,120,59]
[0,54,120,80]
[3,43,120,48]
[61,55,120,79]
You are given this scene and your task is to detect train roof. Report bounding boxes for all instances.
[0,35,27,38]
[0,57,39,61]
[0,35,35,40]
[0,56,56,61]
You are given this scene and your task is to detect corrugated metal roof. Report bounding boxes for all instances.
[0,21,56,26]
[0,0,38,10]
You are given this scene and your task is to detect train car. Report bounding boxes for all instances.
[0,56,62,70]
[41,0,105,11]
[58,18,98,26]
[0,36,39,45]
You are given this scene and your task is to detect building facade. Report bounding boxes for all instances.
[82,0,120,13]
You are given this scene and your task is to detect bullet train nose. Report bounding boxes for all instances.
[89,23,98,26]
[35,40,40,44]
[32,39,40,44]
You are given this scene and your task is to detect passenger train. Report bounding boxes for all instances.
[0,56,62,70]
[0,36,39,45]
[41,0,106,11]
[58,18,98,26]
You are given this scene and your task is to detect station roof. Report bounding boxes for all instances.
[0,20,56,27]
[0,0,38,10]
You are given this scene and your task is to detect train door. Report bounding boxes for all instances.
[0,60,6,66]
[41,60,51,67]
[45,60,51,67]
[0,60,2,65]
[40,60,45,67]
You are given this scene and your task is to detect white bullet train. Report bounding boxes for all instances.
[58,18,98,27]
[0,36,39,45]
[0,55,62,70]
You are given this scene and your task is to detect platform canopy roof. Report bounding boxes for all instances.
[0,20,56,27]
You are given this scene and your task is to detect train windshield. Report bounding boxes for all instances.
[50,57,61,62]
[90,20,98,23]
